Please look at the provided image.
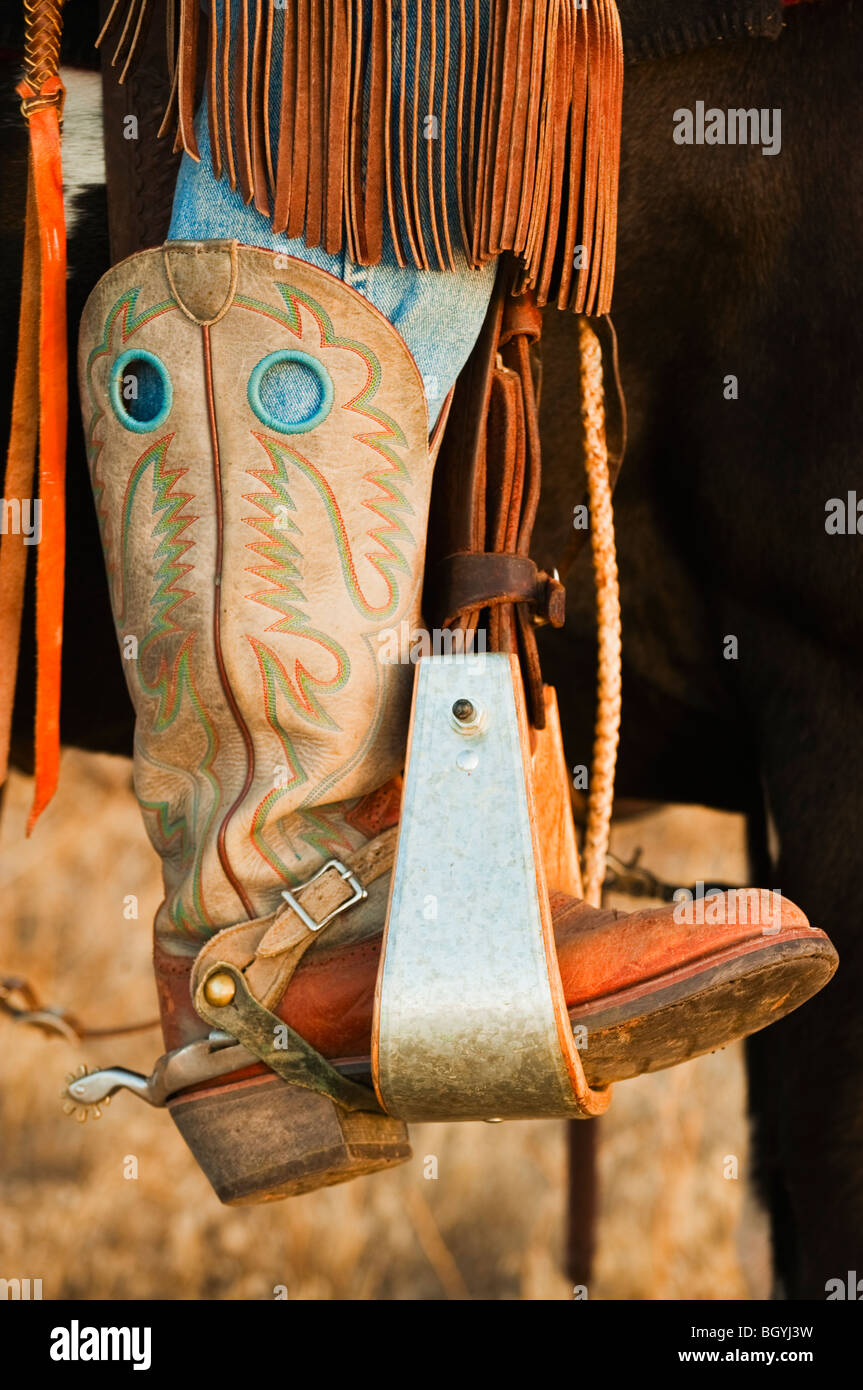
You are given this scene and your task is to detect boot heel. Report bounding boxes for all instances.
[167,1072,410,1205]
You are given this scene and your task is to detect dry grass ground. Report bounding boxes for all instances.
[0,751,771,1300]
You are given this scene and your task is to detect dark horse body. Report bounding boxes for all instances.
[1,1,860,1298]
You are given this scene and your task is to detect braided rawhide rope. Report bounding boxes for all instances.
[579,319,622,907]
[20,0,65,113]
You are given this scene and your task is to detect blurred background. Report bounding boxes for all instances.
[0,751,771,1299]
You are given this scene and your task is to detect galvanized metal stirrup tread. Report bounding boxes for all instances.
[374,653,610,1122]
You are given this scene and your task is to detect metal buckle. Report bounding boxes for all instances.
[280,859,367,933]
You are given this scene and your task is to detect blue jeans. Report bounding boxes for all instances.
[168,2,497,429]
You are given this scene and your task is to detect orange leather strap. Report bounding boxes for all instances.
[12,69,67,832]
[0,172,40,787]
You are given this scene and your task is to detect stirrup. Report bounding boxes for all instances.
[373,651,609,1122]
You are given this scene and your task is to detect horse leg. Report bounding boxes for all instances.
[745,638,863,1298]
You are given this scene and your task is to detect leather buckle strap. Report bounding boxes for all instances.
[279,859,368,935]
[187,826,397,1018]
[433,552,566,631]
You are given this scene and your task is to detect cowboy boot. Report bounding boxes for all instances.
[79,240,837,1205]
[79,240,439,1198]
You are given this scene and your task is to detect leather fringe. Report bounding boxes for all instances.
[98,0,623,312]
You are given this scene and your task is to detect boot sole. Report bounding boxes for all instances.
[570,930,838,1086]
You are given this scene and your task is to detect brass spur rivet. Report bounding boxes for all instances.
[204,971,236,1008]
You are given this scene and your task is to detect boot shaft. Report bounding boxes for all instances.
[78,242,431,944]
